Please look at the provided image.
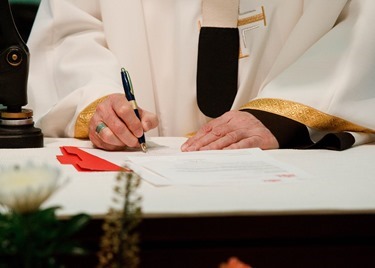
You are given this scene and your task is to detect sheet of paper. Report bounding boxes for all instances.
[68,138,312,186]
[124,148,313,186]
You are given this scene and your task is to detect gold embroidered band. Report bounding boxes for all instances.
[74,96,109,138]
[238,6,266,27]
[241,98,375,133]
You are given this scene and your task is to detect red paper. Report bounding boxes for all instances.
[57,146,126,172]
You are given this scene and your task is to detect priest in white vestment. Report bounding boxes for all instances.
[26,0,375,151]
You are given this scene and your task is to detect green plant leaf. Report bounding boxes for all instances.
[59,213,91,238]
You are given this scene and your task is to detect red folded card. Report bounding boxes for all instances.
[57,146,126,172]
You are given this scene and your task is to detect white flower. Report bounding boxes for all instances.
[0,163,66,213]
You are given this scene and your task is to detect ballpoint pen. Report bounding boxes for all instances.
[120,68,147,153]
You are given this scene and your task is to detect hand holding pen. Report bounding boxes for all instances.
[89,70,158,151]
[120,68,148,152]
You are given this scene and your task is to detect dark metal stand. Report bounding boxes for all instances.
[0,109,43,148]
[0,0,43,148]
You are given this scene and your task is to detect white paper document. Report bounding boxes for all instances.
[124,148,312,186]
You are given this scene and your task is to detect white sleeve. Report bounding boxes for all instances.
[27,0,123,137]
[249,0,375,147]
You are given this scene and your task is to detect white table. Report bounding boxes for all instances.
[1,137,375,268]
[3,137,374,217]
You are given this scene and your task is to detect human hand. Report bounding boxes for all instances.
[89,93,158,150]
[181,110,279,151]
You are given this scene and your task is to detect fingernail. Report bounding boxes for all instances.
[135,128,144,138]
[181,143,188,151]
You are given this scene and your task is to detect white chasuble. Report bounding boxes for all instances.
[27,0,375,146]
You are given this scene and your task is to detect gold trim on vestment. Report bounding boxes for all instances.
[184,132,196,138]
[241,98,375,133]
[239,48,249,59]
[238,6,266,27]
[74,96,109,138]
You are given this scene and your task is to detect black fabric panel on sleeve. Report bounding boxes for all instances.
[242,109,312,148]
[242,109,355,150]
[306,132,355,151]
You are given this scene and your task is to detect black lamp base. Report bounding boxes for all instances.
[0,124,43,148]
